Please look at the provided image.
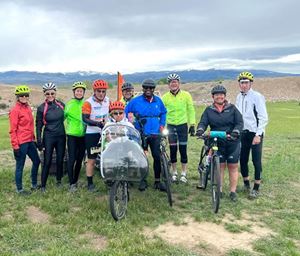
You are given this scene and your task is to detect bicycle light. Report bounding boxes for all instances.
[162,128,169,136]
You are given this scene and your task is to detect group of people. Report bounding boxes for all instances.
[8,71,268,201]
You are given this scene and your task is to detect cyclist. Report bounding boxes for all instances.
[9,85,40,194]
[82,79,109,191]
[64,81,87,192]
[120,82,135,106]
[196,85,243,202]
[105,101,134,127]
[236,72,268,199]
[162,73,196,183]
[125,79,167,191]
[36,82,65,192]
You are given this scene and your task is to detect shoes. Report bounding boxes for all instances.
[243,185,251,193]
[17,189,31,196]
[153,182,167,192]
[180,174,188,183]
[31,184,41,191]
[138,180,148,191]
[87,184,97,192]
[249,189,259,199]
[229,192,238,202]
[171,173,178,183]
[69,183,78,192]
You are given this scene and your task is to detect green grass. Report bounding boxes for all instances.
[0,101,300,255]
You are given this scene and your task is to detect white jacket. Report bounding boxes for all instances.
[236,88,268,136]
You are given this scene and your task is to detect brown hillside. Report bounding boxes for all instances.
[0,77,299,114]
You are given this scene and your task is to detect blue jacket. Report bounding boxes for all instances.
[125,95,167,135]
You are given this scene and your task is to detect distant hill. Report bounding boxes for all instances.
[0,69,299,85]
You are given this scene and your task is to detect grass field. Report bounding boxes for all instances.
[0,101,299,255]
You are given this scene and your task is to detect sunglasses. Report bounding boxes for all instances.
[18,94,30,98]
[143,86,154,90]
[112,111,124,116]
[96,90,106,93]
[45,92,55,96]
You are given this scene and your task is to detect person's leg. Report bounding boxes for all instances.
[148,136,162,181]
[227,141,240,201]
[55,135,66,183]
[167,124,178,179]
[73,136,86,184]
[240,132,253,188]
[27,142,41,188]
[177,123,188,182]
[41,136,55,188]
[67,135,77,185]
[228,163,239,192]
[14,143,28,192]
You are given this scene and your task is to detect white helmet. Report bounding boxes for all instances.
[167,73,180,83]
[43,82,56,92]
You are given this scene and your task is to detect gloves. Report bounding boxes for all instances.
[36,141,44,151]
[196,128,204,137]
[97,121,104,129]
[13,149,20,159]
[188,125,195,136]
[230,130,240,140]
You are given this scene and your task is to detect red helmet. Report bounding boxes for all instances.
[93,79,109,90]
[109,101,125,112]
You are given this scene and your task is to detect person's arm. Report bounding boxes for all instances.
[255,94,268,136]
[9,107,20,150]
[186,92,196,125]
[196,108,209,135]
[35,105,44,147]
[81,101,103,128]
[159,99,167,128]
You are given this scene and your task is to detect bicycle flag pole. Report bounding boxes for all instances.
[117,71,125,101]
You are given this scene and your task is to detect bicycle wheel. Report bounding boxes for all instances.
[210,155,221,213]
[109,181,128,221]
[161,152,173,207]
[197,146,209,190]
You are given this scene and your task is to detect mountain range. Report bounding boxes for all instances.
[0,69,299,85]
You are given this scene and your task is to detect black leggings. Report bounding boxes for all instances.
[167,123,188,164]
[41,135,66,187]
[144,135,161,180]
[240,131,263,180]
[67,135,86,185]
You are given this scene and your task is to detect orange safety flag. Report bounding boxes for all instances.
[117,71,125,101]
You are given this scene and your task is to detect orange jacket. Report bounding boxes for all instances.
[9,102,35,149]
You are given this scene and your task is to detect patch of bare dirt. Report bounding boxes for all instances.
[26,206,50,224]
[78,231,108,252]
[144,213,274,256]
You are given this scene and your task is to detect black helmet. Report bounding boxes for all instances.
[121,82,134,91]
[142,79,156,88]
[211,85,227,95]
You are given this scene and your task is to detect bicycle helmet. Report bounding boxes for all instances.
[109,101,125,112]
[142,79,156,88]
[238,71,254,81]
[43,82,56,92]
[93,79,109,90]
[15,85,30,95]
[167,73,181,83]
[72,81,87,90]
[121,82,134,91]
[211,85,227,95]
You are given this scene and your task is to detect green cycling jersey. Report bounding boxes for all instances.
[64,98,86,137]
[162,90,196,126]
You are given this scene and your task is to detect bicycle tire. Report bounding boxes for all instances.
[161,152,173,207]
[109,181,128,221]
[211,155,221,213]
[198,146,209,190]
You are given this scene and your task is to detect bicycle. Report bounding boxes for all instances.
[197,131,227,213]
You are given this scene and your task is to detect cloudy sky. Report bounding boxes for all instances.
[1,0,300,74]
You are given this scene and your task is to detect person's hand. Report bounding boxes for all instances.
[188,125,195,136]
[97,121,104,129]
[159,125,164,133]
[13,149,20,159]
[196,128,204,137]
[252,135,261,145]
[36,141,44,151]
[230,130,240,140]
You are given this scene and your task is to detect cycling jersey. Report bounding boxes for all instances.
[65,98,85,137]
[82,95,109,134]
[162,90,195,125]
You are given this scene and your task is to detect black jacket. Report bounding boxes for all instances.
[197,102,243,134]
[36,100,65,143]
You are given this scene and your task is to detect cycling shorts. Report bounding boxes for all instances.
[217,140,240,164]
[85,133,101,159]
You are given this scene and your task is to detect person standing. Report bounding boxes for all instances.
[236,72,268,199]
[125,79,167,191]
[65,81,87,192]
[36,83,65,192]
[9,85,40,194]
[82,79,109,191]
[196,85,243,202]
[162,73,196,183]
[120,82,135,106]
